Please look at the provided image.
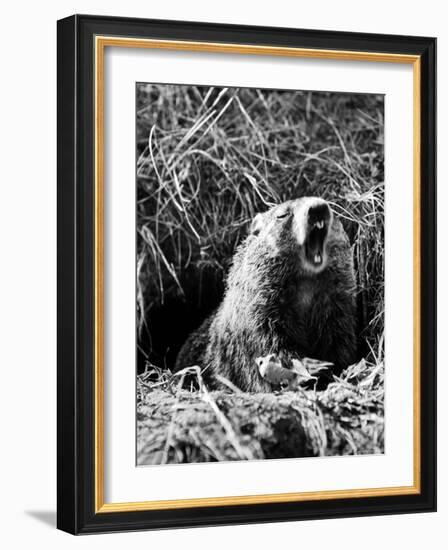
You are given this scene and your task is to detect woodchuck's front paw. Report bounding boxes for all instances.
[299,358,335,390]
[299,357,333,377]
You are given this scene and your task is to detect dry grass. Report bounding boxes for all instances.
[136,84,384,370]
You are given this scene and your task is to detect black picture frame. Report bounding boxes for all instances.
[57,14,436,535]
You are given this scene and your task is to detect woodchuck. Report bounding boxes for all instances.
[175,197,357,392]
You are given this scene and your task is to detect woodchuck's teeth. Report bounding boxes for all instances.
[315,220,324,229]
[314,253,322,264]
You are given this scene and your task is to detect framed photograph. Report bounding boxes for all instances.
[57,14,436,534]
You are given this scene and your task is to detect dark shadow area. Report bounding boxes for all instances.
[137,266,224,373]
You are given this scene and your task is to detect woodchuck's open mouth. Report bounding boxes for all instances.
[304,203,331,268]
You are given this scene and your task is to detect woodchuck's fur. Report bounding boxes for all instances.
[175,197,357,392]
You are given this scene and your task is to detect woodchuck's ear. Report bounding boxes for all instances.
[250,212,264,236]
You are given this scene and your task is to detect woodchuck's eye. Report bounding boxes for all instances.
[276,211,290,219]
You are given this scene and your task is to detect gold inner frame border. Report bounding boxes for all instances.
[94,36,421,513]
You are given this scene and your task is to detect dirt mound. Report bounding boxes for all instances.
[137,360,384,465]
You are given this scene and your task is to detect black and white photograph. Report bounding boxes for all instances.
[136,83,385,465]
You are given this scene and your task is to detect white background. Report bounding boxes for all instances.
[0,1,444,548]
[105,48,414,502]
